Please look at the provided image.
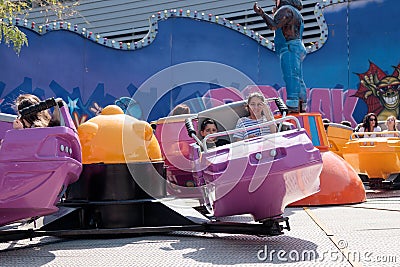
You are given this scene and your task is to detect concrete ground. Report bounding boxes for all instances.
[0,189,399,267]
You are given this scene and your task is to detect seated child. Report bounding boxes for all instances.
[200,118,230,149]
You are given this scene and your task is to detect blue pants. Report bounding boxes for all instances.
[279,40,307,110]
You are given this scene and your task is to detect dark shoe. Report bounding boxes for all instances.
[287,106,299,114]
[300,100,307,113]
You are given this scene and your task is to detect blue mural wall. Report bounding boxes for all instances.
[0,0,399,126]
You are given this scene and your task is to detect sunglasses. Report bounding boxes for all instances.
[369,118,377,121]
[387,118,395,122]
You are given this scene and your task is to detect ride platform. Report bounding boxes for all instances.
[0,188,399,267]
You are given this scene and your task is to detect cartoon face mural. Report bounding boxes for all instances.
[354,62,400,120]
[354,62,400,121]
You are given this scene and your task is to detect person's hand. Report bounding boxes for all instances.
[253,2,264,16]
[261,101,270,117]
[13,118,24,129]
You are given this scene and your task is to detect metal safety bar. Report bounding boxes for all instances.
[202,115,301,153]
[350,131,400,140]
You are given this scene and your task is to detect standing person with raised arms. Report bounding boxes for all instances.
[253,0,307,113]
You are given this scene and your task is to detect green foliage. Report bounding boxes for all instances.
[0,1,29,54]
[0,21,28,54]
[0,1,79,54]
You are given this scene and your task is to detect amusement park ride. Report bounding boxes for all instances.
[2,0,400,243]
[0,96,370,242]
[326,122,400,189]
